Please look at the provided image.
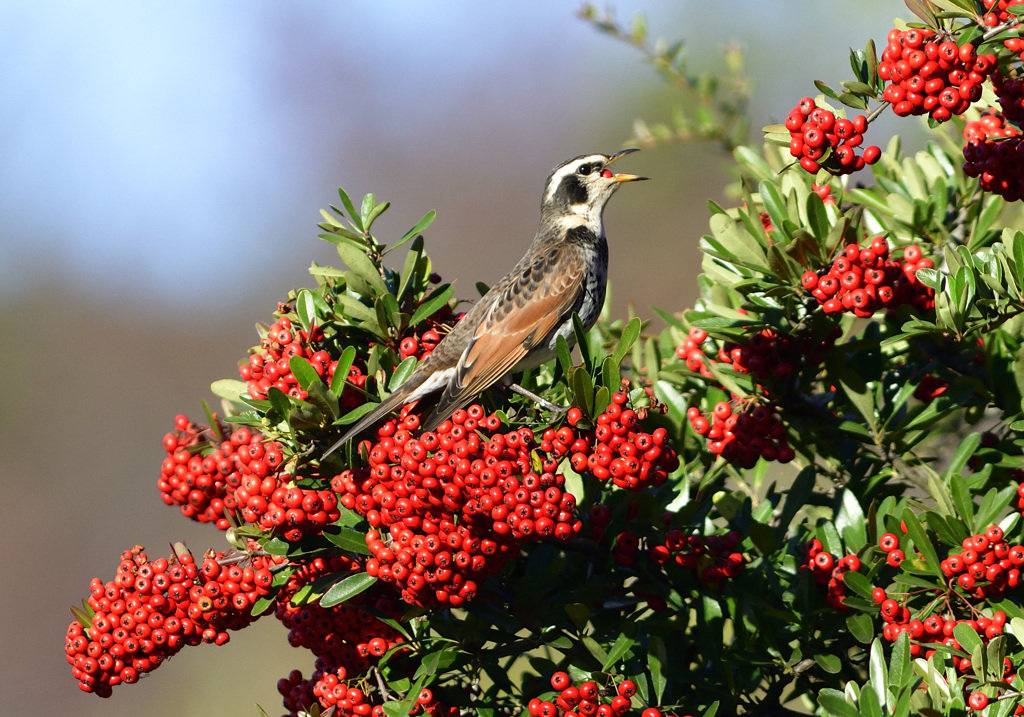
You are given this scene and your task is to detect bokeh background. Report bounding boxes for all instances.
[2,2,908,714]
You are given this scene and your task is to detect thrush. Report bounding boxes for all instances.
[322,149,646,458]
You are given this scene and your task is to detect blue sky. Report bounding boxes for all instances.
[0,1,901,311]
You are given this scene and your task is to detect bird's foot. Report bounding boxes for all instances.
[509,383,567,417]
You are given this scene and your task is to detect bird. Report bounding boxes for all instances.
[322,149,646,459]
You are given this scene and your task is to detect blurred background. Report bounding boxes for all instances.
[2,1,907,714]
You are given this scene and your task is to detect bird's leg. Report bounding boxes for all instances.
[509,382,566,415]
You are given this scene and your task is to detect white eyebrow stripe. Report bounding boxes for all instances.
[543,154,608,203]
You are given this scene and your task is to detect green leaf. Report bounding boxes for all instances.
[288,356,320,391]
[900,508,943,580]
[945,433,982,479]
[390,209,436,253]
[306,380,339,421]
[336,240,387,297]
[556,335,573,374]
[647,636,667,703]
[320,572,378,608]
[409,283,455,327]
[336,187,363,232]
[815,652,843,674]
[330,345,358,396]
[888,632,911,693]
[211,378,249,403]
[847,613,875,644]
[836,488,867,550]
[842,570,875,600]
[612,317,642,367]
[322,525,372,555]
[817,688,861,717]
[334,400,382,426]
[581,635,609,666]
[953,621,983,656]
[388,356,419,391]
[949,474,975,530]
[572,313,592,372]
[266,386,293,420]
[601,630,637,672]
[869,639,888,709]
[414,647,458,679]
[565,603,590,631]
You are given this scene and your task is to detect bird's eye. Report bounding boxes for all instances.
[577,164,592,176]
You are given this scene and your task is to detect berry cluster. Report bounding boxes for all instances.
[240,315,334,402]
[784,97,880,175]
[803,539,862,612]
[686,400,793,469]
[649,529,745,585]
[566,390,678,492]
[879,29,995,122]
[528,673,686,717]
[963,111,1024,201]
[800,238,935,317]
[278,665,457,717]
[158,416,340,541]
[983,0,1024,58]
[331,405,584,607]
[158,414,243,528]
[807,523,1024,713]
[939,525,1023,598]
[65,546,275,697]
[275,555,406,670]
[872,525,1024,714]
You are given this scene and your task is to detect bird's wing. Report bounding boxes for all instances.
[423,245,585,428]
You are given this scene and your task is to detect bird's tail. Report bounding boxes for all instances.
[321,384,417,460]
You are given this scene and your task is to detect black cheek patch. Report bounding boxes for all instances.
[558,175,588,205]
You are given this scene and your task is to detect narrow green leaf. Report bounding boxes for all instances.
[601,631,637,671]
[330,345,358,396]
[612,317,642,367]
[334,400,381,426]
[572,313,592,372]
[390,209,436,253]
[266,386,292,419]
[869,639,888,709]
[555,334,574,374]
[858,682,883,717]
[647,636,667,703]
[581,635,609,666]
[409,284,455,327]
[926,473,957,518]
[336,188,363,232]
[949,474,975,530]
[900,508,943,580]
[414,647,457,679]
[888,632,911,693]
[320,572,378,608]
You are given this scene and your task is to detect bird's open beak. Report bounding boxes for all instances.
[606,148,648,182]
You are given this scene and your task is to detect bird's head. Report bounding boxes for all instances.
[541,149,647,223]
